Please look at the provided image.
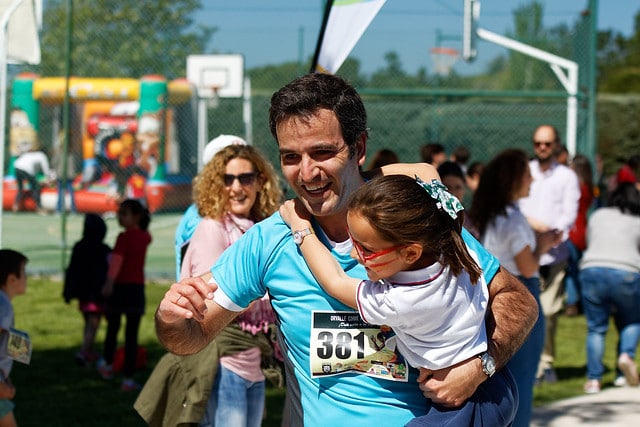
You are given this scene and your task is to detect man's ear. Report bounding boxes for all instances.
[356,131,367,167]
[401,243,423,265]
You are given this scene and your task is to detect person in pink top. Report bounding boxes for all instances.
[137,144,283,427]
[186,144,282,427]
[97,199,152,392]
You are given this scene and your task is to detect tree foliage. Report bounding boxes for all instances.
[24,1,640,94]
[40,0,215,79]
[502,1,564,91]
[597,11,640,92]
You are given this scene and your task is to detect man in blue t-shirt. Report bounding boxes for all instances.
[156,73,538,426]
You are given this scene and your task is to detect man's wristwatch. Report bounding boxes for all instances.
[293,228,313,245]
[478,352,496,377]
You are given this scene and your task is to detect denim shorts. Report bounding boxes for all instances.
[0,398,14,418]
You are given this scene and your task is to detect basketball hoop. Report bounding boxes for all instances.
[430,47,459,77]
[206,85,220,109]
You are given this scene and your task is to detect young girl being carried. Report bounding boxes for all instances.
[279,174,517,426]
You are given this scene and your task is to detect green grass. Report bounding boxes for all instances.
[9,277,629,426]
[10,277,286,427]
[532,313,626,405]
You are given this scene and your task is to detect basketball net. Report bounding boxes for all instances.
[206,86,220,109]
[430,47,459,77]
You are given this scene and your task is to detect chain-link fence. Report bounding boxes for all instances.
[2,1,602,278]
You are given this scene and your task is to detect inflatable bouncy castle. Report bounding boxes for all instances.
[3,73,197,213]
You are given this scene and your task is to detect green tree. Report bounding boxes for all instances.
[248,61,303,93]
[597,11,640,93]
[505,1,551,90]
[39,0,215,79]
[369,51,431,88]
[493,1,582,92]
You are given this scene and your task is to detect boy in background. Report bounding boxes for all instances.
[0,249,29,427]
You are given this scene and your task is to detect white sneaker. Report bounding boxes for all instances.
[614,375,627,387]
[617,353,639,386]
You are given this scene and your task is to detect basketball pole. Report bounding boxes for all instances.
[0,0,25,247]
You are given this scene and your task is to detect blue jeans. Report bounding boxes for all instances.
[564,241,583,306]
[580,267,640,380]
[56,179,76,213]
[15,168,42,208]
[507,276,545,427]
[406,368,517,427]
[201,365,265,427]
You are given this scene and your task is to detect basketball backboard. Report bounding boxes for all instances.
[463,0,480,62]
[186,54,244,99]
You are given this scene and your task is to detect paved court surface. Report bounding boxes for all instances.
[531,385,640,426]
[1,211,180,280]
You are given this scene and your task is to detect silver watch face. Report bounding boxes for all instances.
[482,353,496,376]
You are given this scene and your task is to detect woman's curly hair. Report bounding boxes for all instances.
[192,144,282,221]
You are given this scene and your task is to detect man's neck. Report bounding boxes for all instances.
[537,157,555,172]
[315,214,349,243]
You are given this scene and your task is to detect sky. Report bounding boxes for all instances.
[194,0,638,77]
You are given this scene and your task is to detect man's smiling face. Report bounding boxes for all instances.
[277,108,365,220]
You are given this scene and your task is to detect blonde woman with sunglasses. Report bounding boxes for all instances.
[138,144,282,427]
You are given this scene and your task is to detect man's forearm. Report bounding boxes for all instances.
[155,299,239,356]
[155,312,210,355]
[485,267,538,369]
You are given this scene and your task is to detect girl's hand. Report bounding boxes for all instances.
[279,199,312,230]
[536,229,563,255]
[101,279,114,298]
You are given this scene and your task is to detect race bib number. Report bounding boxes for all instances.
[310,311,407,382]
[7,328,32,365]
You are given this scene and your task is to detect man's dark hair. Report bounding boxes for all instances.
[269,73,367,158]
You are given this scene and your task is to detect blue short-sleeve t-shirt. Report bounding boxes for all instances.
[212,213,500,427]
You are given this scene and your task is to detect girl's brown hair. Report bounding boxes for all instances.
[193,144,282,221]
[349,174,481,283]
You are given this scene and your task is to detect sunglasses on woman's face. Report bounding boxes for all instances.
[223,172,257,186]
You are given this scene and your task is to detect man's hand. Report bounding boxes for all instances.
[155,274,229,356]
[156,275,215,323]
[417,357,486,408]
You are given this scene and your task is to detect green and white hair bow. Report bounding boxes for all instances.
[415,176,464,220]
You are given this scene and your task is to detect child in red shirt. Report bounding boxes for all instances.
[97,199,152,391]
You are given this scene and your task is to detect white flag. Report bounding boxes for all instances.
[1,0,41,64]
[315,0,386,74]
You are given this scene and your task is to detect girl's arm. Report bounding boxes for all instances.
[363,162,441,182]
[514,229,562,278]
[102,252,123,297]
[280,200,359,308]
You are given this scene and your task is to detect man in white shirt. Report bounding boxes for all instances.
[519,124,580,383]
[13,149,52,213]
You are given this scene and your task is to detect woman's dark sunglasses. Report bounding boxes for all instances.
[223,172,258,186]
